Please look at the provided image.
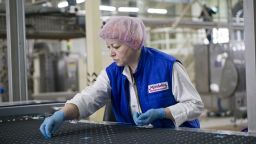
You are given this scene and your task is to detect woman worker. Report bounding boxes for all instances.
[39,16,204,139]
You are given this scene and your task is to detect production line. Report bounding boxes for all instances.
[0,101,255,144]
[1,117,256,144]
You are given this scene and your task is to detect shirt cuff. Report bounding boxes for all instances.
[167,104,188,127]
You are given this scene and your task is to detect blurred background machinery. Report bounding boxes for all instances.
[194,42,246,122]
[0,4,85,39]
[32,41,79,93]
[0,3,85,101]
[29,40,81,101]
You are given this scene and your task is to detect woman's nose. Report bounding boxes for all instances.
[109,48,116,57]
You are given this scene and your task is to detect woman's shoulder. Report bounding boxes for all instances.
[106,62,124,74]
[145,47,177,63]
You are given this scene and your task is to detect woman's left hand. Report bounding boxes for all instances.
[137,108,165,125]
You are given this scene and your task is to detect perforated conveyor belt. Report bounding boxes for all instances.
[0,119,255,144]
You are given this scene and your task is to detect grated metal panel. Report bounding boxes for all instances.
[0,14,85,39]
[0,119,255,144]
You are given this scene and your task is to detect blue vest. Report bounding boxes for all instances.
[106,47,200,128]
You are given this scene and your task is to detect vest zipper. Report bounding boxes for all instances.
[129,67,142,113]
[133,78,142,113]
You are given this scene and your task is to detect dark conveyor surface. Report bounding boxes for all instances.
[0,119,255,144]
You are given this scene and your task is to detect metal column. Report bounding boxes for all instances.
[244,0,256,133]
[85,0,104,121]
[227,0,234,42]
[85,0,102,86]
[5,0,28,101]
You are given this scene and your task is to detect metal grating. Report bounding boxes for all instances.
[0,14,85,39]
[0,39,8,102]
[0,119,255,144]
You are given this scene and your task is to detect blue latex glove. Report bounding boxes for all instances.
[137,108,165,125]
[39,111,65,139]
[132,112,142,126]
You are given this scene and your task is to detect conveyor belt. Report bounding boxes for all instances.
[0,119,255,144]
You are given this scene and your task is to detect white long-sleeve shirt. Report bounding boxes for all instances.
[66,62,204,127]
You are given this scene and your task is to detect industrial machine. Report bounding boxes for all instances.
[32,41,79,93]
[0,4,85,39]
[0,4,84,102]
[194,42,246,121]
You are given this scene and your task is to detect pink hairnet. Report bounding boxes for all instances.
[99,16,146,49]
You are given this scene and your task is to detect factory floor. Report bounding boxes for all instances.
[200,117,247,132]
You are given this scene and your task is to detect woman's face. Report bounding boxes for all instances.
[106,40,138,66]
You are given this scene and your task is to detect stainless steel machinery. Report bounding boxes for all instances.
[194,42,246,120]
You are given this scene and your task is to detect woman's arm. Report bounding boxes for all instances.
[166,62,204,126]
[64,70,111,119]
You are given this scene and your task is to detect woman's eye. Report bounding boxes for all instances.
[113,46,120,49]
[111,44,120,49]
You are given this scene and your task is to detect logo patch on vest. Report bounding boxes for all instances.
[148,82,169,93]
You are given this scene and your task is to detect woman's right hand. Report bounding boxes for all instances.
[39,111,65,139]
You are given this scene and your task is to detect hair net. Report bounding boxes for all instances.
[99,16,146,49]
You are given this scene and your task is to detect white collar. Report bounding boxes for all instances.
[122,66,133,84]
